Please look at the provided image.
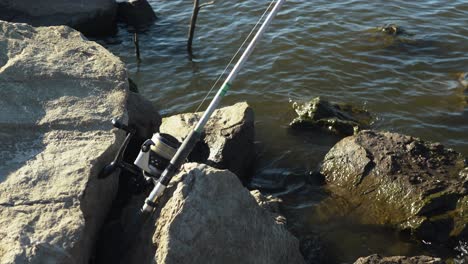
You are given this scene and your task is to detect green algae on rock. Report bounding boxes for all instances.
[319,130,468,243]
[290,97,372,136]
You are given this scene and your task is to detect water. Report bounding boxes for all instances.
[100,0,468,262]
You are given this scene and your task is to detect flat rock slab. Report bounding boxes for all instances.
[354,254,443,264]
[0,21,128,263]
[122,163,305,264]
[159,102,255,181]
[319,130,468,242]
[0,0,117,36]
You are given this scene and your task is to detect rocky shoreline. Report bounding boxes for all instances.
[1,3,467,264]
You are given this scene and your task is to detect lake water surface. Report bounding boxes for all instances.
[101,0,468,262]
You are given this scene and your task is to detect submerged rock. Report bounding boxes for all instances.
[319,130,468,243]
[0,21,155,263]
[354,254,443,264]
[458,72,468,89]
[377,24,406,36]
[160,102,255,181]
[290,97,372,136]
[365,24,442,54]
[122,163,305,264]
[0,0,117,36]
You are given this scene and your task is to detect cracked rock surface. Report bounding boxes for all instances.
[0,21,135,263]
[159,102,255,181]
[319,130,468,243]
[122,163,305,264]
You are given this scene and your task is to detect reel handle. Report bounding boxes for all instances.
[112,118,135,134]
[98,161,118,179]
[98,118,136,179]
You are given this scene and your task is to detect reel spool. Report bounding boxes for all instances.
[134,133,181,182]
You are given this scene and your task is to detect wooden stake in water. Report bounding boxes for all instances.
[187,0,215,58]
[134,32,141,62]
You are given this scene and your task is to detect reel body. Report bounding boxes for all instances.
[99,118,180,187]
[134,133,181,183]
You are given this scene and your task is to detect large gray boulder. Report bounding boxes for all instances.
[121,163,305,264]
[319,130,468,243]
[354,254,443,264]
[159,102,255,181]
[0,21,158,263]
[0,0,117,36]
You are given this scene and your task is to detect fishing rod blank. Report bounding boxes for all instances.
[141,0,286,214]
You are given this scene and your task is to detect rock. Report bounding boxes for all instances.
[117,0,157,30]
[377,24,406,36]
[92,86,162,264]
[299,233,326,264]
[458,72,467,89]
[127,91,161,141]
[250,190,286,225]
[354,254,443,264]
[0,0,117,36]
[290,97,372,137]
[159,102,255,181]
[0,21,150,263]
[124,90,162,164]
[121,163,305,264]
[365,25,444,55]
[319,130,468,243]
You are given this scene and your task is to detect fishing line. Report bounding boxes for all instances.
[194,0,278,113]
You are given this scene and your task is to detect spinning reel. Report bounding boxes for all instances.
[98,118,180,185]
[100,0,285,215]
[134,133,180,182]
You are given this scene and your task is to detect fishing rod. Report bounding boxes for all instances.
[141,0,286,214]
[99,0,286,216]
